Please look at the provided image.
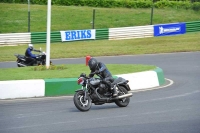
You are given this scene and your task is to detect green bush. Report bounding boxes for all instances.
[31,0,47,5]
[154,0,191,9]
[191,2,200,10]
[0,0,199,11]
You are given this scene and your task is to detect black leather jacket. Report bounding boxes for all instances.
[89,62,112,79]
[89,62,114,89]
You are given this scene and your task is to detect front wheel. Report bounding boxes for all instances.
[115,86,130,107]
[41,60,52,65]
[73,91,92,112]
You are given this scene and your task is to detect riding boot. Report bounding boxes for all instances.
[112,86,118,97]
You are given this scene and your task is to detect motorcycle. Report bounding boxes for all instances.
[14,48,52,67]
[73,72,133,111]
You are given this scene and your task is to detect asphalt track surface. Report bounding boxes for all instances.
[0,52,200,133]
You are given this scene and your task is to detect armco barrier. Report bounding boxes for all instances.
[31,29,109,44]
[96,28,109,40]
[186,21,200,33]
[109,25,153,40]
[31,31,61,44]
[0,67,165,99]
[0,21,199,45]
[0,33,31,45]
[154,22,186,37]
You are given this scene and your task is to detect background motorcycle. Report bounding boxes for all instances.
[73,72,132,112]
[14,48,52,67]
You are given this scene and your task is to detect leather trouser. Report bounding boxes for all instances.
[102,76,114,90]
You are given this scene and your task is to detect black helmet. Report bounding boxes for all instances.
[88,58,98,71]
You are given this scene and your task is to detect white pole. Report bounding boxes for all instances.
[28,0,30,32]
[46,0,51,69]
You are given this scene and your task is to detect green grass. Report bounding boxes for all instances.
[0,3,200,33]
[0,32,199,62]
[0,64,156,81]
[0,3,200,81]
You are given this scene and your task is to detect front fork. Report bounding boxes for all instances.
[76,86,88,102]
[84,88,88,101]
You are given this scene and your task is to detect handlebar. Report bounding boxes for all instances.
[33,49,42,53]
[79,71,103,80]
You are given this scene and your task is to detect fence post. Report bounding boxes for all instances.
[150,0,155,25]
[92,9,95,29]
[28,0,30,32]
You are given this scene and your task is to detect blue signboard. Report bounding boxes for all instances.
[154,23,186,37]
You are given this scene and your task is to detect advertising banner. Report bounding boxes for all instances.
[60,29,96,42]
[154,23,186,37]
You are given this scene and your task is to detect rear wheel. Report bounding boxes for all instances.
[115,86,130,107]
[17,59,22,67]
[73,91,92,111]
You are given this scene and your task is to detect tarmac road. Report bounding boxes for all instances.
[0,52,200,133]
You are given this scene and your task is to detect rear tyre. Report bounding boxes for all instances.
[73,91,92,112]
[17,59,22,67]
[115,86,130,107]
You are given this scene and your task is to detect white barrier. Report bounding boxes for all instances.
[109,25,153,40]
[117,70,159,91]
[0,69,163,99]
[0,33,31,45]
[0,80,45,99]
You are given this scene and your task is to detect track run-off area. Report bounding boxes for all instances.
[0,52,200,133]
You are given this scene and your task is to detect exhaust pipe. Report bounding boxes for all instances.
[95,88,132,101]
[17,63,26,67]
[113,93,133,100]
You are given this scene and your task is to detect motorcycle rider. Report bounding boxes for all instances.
[88,57,118,97]
[25,44,40,65]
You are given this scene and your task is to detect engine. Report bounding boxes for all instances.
[90,83,108,100]
[97,83,107,94]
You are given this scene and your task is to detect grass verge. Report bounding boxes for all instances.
[0,64,156,81]
[0,32,199,62]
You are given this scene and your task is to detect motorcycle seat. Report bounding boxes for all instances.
[16,54,26,59]
[111,77,127,86]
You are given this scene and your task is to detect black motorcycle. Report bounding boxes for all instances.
[14,49,52,67]
[73,72,132,111]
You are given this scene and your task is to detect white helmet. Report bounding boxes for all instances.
[28,44,33,50]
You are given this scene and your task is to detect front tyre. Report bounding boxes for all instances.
[115,86,130,107]
[41,60,52,65]
[73,91,92,112]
